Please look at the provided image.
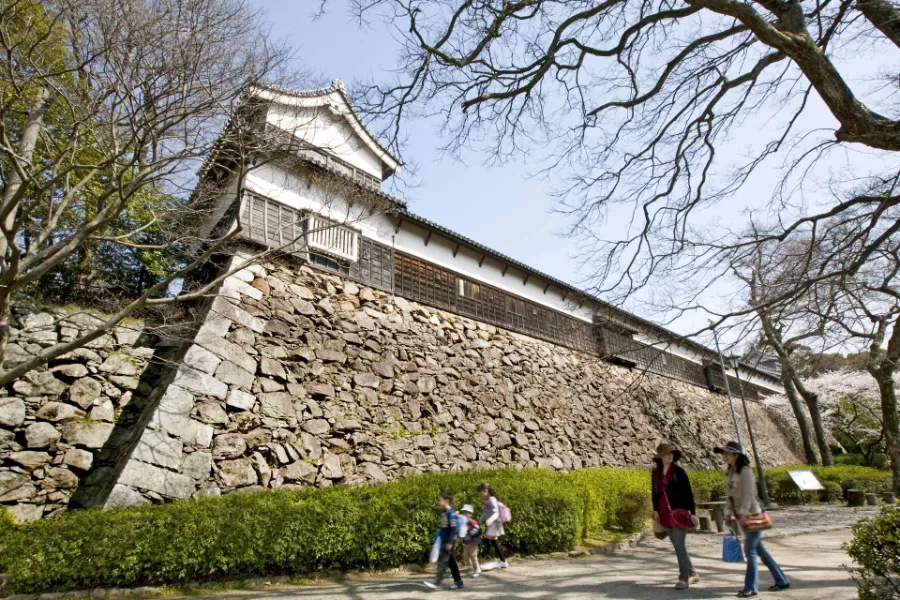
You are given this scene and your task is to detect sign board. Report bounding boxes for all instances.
[788,470,824,491]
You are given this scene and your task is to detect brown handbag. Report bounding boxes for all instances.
[744,511,773,532]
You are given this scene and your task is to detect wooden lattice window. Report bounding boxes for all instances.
[350,237,394,292]
[394,253,456,310]
[239,193,305,253]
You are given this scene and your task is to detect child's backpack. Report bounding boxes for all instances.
[498,502,512,524]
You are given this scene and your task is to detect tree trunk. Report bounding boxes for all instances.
[873,370,900,495]
[802,391,835,466]
[782,372,819,464]
[0,87,52,366]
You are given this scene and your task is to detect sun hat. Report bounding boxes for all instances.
[460,504,475,514]
[713,441,744,455]
[654,442,682,462]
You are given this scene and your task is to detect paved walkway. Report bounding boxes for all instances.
[185,505,881,600]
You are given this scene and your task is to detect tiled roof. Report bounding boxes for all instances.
[394,209,780,384]
[250,80,402,171]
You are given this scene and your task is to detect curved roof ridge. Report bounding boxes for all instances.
[249,81,401,172]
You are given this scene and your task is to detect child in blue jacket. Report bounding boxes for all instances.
[426,491,464,590]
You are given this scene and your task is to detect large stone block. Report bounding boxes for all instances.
[198,402,229,425]
[0,471,32,499]
[119,461,196,499]
[217,458,257,487]
[36,401,86,423]
[99,354,139,376]
[106,484,151,508]
[260,357,287,380]
[150,411,214,448]
[208,296,266,333]
[215,361,255,390]
[183,345,222,375]
[283,460,317,484]
[353,373,380,389]
[227,389,256,411]
[134,429,183,469]
[46,467,79,489]
[9,451,51,471]
[68,377,103,409]
[213,433,247,460]
[302,419,330,436]
[62,422,115,449]
[222,275,264,300]
[15,371,67,397]
[64,448,94,471]
[182,451,213,480]
[259,392,295,421]
[172,365,228,400]
[321,453,343,480]
[25,422,62,448]
[0,397,26,427]
[7,503,44,523]
[195,328,258,375]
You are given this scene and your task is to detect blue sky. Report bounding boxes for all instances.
[250,0,895,342]
[253,2,595,278]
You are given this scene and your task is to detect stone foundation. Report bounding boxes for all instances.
[0,256,802,520]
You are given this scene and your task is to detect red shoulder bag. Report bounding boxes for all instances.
[665,491,696,530]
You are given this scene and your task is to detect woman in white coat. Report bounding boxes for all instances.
[477,483,508,569]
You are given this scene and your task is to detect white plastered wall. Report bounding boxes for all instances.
[265,99,385,180]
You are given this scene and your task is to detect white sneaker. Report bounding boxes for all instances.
[499,561,509,568]
[423,581,439,590]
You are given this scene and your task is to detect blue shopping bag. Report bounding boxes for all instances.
[722,532,745,563]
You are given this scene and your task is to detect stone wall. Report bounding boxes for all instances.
[0,307,156,523]
[0,255,803,521]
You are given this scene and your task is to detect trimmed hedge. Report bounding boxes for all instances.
[0,465,890,593]
[0,469,588,593]
[688,465,892,505]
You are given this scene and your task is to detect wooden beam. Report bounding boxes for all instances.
[562,290,569,302]
[501,264,508,277]
[452,243,460,257]
[478,254,486,267]
[424,231,432,246]
[523,274,530,286]
[543,282,550,294]
[394,218,404,234]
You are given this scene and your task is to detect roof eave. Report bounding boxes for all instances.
[394,209,782,385]
[248,81,403,177]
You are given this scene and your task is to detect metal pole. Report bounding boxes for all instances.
[712,327,743,446]
[732,359,772,509]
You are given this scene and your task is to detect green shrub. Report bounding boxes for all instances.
[0,505,14,572]
[614,491,652,533]
[765,471,807,504]
[688,470,726,502]
[1,464,891,594]
[0,468,585,593]
[819,481,843,503]
[846,507,900,600]
[567,467,650,536]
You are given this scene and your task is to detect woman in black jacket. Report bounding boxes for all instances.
[652,443,699,590]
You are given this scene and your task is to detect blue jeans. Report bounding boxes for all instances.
[667,527,695,583]
[743,530,789,593]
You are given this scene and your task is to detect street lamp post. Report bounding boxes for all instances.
[712,327,743,446]
[732,359,772,509]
